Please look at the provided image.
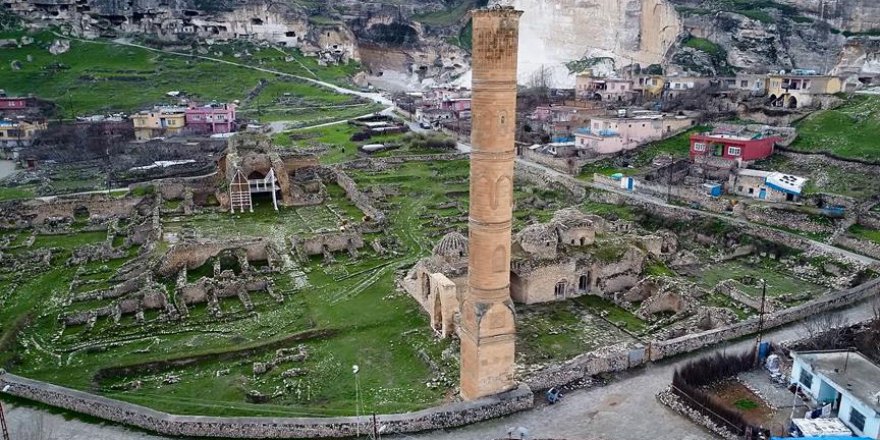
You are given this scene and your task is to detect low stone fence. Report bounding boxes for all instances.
[516,162,586,200]
[858,211,880,230]
[834,235,880,260]
[650,277,880,361]
[520,149,580,175]
[333,169,385,224]
[524,342,646,391]
[715,280,774,312]
[0,372,533,438]
[336,153,469,171]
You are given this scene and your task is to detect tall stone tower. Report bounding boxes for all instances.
[460,6,522,401]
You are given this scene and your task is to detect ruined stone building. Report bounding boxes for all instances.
[403,209,676,335]
[216,133,320,212]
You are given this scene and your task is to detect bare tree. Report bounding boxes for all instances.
[523,65,556,105]
[799,312,848,350]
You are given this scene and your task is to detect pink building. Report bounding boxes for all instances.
[0,96,32,110]
[185,103,237,134]
[575,111,695,155]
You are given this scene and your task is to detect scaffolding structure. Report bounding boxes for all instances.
[228,168,280,213]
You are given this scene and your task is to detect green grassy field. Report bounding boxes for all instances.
[790,95,880,162]
[0,31,367,122]
[849,224,880,245]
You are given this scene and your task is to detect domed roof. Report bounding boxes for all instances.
[552,208,595,229]
[433,232,468,258]
[516,223,559,247]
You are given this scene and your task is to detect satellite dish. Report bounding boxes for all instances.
[352,365,360,374]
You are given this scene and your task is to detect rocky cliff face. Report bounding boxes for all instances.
[777,0,880,33]
[512,0,681,87]
[2,0,878,88]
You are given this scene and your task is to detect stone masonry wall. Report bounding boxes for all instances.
[834,235,880,260]
[0,372,533,438]
[515,162,586,200]
[650,277,880,360]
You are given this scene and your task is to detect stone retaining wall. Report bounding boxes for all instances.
[649,277,880,360]
[0,372,533,438]
[834,235,880,260]
[516,163,586,200]
[525,342,645,391]
[858,212,880,230]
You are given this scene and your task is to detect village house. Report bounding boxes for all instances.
[574,110,695,155]
[689,129,781,164]
[0,118,47,147]
[438,97,472,119]
[0,95,34,111]
[531,105,600,142]
[728,169,807,202]
[575,73,636,102]
[664,76,712,100]
[131,106,187,141]
[185,103,237,135]
[627,74,666,100]
[767,72,843,109]
[790,350,880,439]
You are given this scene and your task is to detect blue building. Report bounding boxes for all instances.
[791,350,880,439]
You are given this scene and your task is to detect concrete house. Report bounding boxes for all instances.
[690,130,780,164]
[576,73,635,102]
[790,350,880,439]
[131,106,187,141]
[0,119,47,147]
[728,169,807,202]
[575,110,695,155]
[185,103,237,135]
[767,73,842,109]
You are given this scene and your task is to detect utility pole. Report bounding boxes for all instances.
[0,398,10,440]
[755,278,768,365]
[371,412,379,440]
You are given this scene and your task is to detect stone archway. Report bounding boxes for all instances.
[788,96,798,109]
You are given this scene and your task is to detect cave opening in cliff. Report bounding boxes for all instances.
[183,9,199,16]
[285,31,296,37]
[251,18,263,25]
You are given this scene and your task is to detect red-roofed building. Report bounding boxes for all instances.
[689,132,780,163]
[0,96,33,110]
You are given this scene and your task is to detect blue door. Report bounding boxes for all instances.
[627,178,634,191]
[759,188,767,200]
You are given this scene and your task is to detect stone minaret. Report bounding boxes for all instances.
[460,6,522,401]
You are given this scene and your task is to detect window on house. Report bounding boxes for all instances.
[799,369,813,388]
[741,80,748,87]
[849,408,866,432]
[738,186,743,192]
[748,188,754,194]
[728,146,742,156]
[694,142,706,152]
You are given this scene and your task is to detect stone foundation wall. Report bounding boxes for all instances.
[858,212,880,230]
[515,163,586,200]
[333,169,385,224]
[520,149,581,175]
[525,343,646,391]
[650,277,880,360]
[740,204,838,235]
[0,372,533,438]
[834,235,880,260]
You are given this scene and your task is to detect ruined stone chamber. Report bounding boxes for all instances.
[459,6,522,401]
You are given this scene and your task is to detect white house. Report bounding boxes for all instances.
[790,350,880,439]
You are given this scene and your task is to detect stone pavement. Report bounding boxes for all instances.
[5,299,876,440]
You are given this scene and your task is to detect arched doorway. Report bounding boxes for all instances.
[578,274,590,293]
[788,96,798,109]
[555,281,567,299]
[593,93,602,101]
[767,94,777,106]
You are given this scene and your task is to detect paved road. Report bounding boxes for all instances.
[5,299,876,440]
[407,299,877,440]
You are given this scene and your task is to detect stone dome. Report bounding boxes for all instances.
[551,208,595,229]
[433,232,468,259]
[516,223,559,248]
